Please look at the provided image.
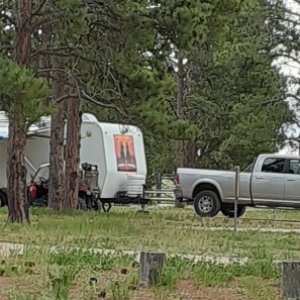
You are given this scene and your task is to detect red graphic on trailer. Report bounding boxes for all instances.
[114,135,137,172]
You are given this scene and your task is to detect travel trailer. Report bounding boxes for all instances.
[0,112,148,209]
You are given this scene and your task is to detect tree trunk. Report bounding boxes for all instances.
[7,119,29,223]
[64,97,82,210]
[139,252,166,287]
[38,19,51,87]
[155,172,162,204]
[175,57,185,170]
[15,0,31,68]
[48,57,66,210]
[175,57,185,208]
[186,140,196,168]
[281,261,300,299]
[7,0,32,223]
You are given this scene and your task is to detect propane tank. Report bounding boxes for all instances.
[29,182,37,199]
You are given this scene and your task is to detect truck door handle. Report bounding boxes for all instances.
[287,179,296,182]
[255,176,265,180]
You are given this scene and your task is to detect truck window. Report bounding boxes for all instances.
[261,158,286,173]
[288,159,300,174]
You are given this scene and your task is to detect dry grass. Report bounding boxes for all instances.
[0,206,300,259]
[0,206,298,299]
[0,249,280,300]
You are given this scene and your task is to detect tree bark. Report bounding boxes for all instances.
[15,0,31,67]
[281,261,300,299]
[7,119,29,223]
[7,0,32,223]
[175,57,185,208]
[187,140,196,168]
[38,19,51,87]
[64,97,82,210]
[48,57,66,210]
[155,172,162,204]
[175,57,185,170]
[139,252,166,287]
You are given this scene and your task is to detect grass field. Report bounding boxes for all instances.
[0,206,299,299]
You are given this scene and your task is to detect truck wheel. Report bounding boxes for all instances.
[0,190,7,207]
[194,190,221,217]
[221,204,246,218]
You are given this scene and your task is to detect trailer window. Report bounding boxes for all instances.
[262,158,286,173]
[288,159,300,174]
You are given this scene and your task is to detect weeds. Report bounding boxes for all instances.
[47,265,78,300]
[109,281,131,300]
[1,207,300,261]
[5,290,38,300]
[0,207,295,299]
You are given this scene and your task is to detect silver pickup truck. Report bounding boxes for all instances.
[175,154,300,218]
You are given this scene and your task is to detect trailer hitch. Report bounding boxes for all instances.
[102,201,112,212]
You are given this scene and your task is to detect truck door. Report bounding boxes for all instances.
[284,158,300,203]
[251,157,286,203]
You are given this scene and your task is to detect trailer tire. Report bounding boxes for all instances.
[77,197,87,211]
[194,190,221,217]
[0,190,7,207]
[221,204,246,218]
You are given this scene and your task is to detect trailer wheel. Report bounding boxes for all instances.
[194,190,221,217]
[221,204,246,218]
[77,197,87,211]
[0,190,7,207]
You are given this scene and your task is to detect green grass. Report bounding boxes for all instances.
[0,206,298,299]
[0,207,300,260]
[1,248,281,299]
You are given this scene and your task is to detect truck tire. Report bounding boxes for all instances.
[0,190,7,207]
[221,204,246,218]
[194,190,221,217]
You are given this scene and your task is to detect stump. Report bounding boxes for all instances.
[281,261,300,299]
[139,251,166,287]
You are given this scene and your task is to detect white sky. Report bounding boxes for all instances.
[277,0,300,154]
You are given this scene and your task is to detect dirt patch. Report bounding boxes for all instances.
[0,276,38,300]
[175,280,248,300]
[130,279,248,300]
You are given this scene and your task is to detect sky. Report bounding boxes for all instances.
[277,0,300,154]
[280,0,300,78]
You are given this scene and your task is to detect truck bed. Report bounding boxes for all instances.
[177,168,252,203]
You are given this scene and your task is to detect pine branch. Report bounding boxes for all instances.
[80,89,126,117]
[54,94,77,103]
[32,0,47,17]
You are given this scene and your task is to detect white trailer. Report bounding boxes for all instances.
[0,112,54,193]
[0,113,8,205]
[0,112,148,207]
